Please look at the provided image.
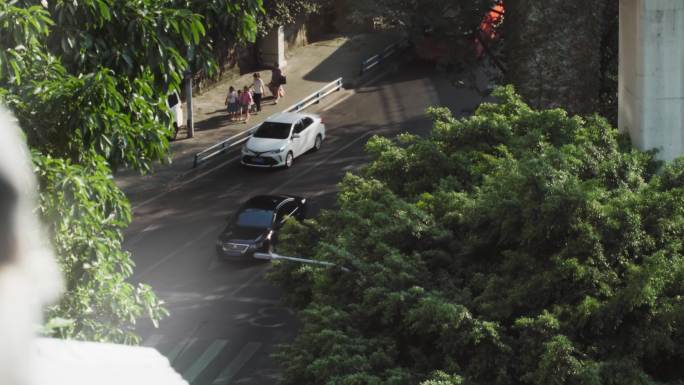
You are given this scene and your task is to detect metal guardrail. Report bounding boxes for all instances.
[282,77,343,114]
[193,77,343,167]
[359,39,407,75]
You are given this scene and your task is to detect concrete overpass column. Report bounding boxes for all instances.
[619,0,684,161]
[260,26,287,69]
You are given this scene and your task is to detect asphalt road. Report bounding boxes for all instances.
[124,61,482,385]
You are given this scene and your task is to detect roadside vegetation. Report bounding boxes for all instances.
[0,0,323,343]
[270,86,684,384]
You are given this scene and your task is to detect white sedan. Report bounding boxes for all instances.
[241,112,325,168]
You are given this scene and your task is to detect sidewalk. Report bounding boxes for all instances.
[115,33,399,208]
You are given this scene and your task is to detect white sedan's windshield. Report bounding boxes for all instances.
[254,122,291,139]
[236,209,274,228]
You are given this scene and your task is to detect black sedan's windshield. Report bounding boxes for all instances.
[236,209,274,228]
[253,122,292,139]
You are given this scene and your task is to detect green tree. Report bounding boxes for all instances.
[1,0,263,343]
[34,153,167,342]
[270,86,684,384]
[258,0,330,34]
[5,0,212,172]
[177,0,263,77]
[39,0,204,91]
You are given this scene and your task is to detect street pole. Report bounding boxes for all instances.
[184,70,194,138]
[253,252,351,272]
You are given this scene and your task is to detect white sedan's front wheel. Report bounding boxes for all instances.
[284,151,294,168]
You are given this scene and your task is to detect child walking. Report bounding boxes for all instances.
[239,86,253,123]
[224,86,238,121]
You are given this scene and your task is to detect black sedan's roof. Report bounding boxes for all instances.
[243,195,294,210]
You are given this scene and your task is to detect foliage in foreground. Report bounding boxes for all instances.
[34,153,168,342]
[270,86,684,385]
[0,0,263,342]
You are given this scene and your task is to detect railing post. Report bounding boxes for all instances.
[316,91,320,103]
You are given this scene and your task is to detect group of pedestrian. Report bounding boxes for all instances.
[224,85,254,123]
[224,63,286,123]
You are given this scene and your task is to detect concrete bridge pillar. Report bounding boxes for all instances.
[619,0,684,161]
[260,26,287,69]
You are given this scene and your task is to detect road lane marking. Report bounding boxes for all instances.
[184,339,229,383]
[167,337,198,363]
[126,223,162,246]
[143,223,161,232]
[248,306,293,328]
[230,268,266,296]
[131,225,216,280]
[228,296,280,305]
[212,342,262,385]
[142,334,164,347]
[317,70,389,113]
[157,290,204,304]
[320,92,354,112]
[207,255,223,271]
[132,154,241,211]
[358,70,391,89]
[167,296,281,311]
[269,131,375,194]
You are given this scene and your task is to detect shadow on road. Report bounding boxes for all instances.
[301,34,399,84]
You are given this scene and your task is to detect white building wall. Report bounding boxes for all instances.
[619,0,684,161]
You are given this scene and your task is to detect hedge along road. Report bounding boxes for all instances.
[124,60,481,385]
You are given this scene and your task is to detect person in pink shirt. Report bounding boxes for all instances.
[239,86,253,123]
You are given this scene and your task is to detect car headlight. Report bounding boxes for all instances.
[266,145,287,154]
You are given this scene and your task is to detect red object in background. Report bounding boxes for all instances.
[475,1,505,58]
[415,36,449,62]
[414,1,505,63]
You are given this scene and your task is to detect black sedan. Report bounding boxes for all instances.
[216,195,307,259]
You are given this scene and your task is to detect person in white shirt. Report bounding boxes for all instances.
[167,92,183,140]
[251,73,264,112]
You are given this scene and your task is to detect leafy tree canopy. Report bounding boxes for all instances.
[35,152,168,342]
[0,0,262,343]
[258,0,330,35]
[347,0,491,41]
[270,86,684,385]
